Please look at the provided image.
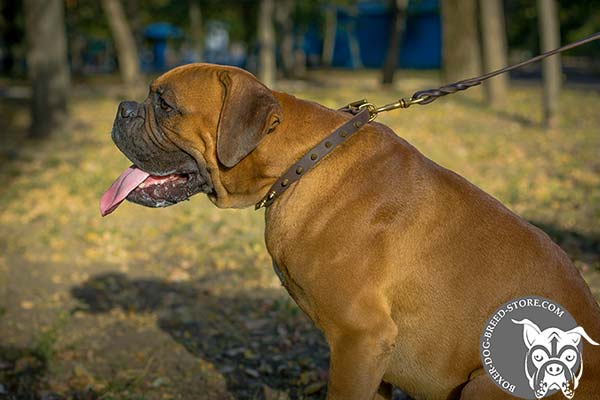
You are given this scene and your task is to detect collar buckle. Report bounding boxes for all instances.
[255,190,277,210]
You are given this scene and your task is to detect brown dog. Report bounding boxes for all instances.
[101,64,600,399]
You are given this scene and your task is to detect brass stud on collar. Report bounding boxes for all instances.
[310,153,318,161]
[353,121,362,128]
[296,166,303,174]
[281,178,289,187]
[325,141,332,148]
[268,191,276,199]
[340,131,347,138]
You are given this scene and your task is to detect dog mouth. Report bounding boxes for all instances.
[99,165,209,216]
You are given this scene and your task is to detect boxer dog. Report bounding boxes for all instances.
[512,319,599,399]
[100,63,600,399]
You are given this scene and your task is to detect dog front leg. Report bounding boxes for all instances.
[325,323,397,400]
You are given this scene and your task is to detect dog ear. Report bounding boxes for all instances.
[565,326,600,346]
[512,319,542,349]
[216,70,282,168]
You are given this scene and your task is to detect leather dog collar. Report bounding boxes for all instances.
[255,108,370,209]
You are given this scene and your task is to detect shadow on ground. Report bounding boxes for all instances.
[70,273,331,400]
[531,221,600,264]
[456,95,538,127]
[0,97,31,182]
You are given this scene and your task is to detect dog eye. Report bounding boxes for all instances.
[562,349,577,362]
[532,349,546,362]
[159,97,173,112]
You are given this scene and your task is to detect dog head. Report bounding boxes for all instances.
[100,63,282,215]
[512,318,599,399]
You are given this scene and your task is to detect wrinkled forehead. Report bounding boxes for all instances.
[153,64,209,88]
[151,63,255,92]
[148,63,255,110]
[534,328,580,351]
[149,64,213,102]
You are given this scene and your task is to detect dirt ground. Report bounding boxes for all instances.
[0,70,599,399]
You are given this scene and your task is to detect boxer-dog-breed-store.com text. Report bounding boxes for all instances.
[100,63,600,400]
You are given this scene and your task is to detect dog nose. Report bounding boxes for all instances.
[119,101,139,119]
[545,363,564,376]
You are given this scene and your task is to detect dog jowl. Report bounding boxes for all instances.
[512,319,599,399]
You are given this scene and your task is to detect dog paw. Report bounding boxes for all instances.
[560,381,575,399]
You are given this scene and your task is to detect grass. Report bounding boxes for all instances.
[31,311,69,364]
[0,70,598,399]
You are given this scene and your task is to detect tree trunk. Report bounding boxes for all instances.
[294,33,307,78]
[258,0,276,87]
[347,20,362,68]
[127,0,143,49]
[101,0,141,87]
[322,6,336,67]
[480,0,509,106]
[382,0,408,85]
[441,0,481,83]
[24,0,70,138]
[189,0,203,62]
[276,0,295,77]
[537,0,561,128]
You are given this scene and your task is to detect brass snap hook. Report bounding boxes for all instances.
[358,102,377,121]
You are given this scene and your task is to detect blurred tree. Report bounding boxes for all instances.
[322,4,336,67]
[276,0,295,77]
[381,0,408,85]
[189,0,204,62]
[480,0,509,106]
[64,1,84,76]
[24,0,70,138]
[258,0,275,86]
[126,0,143,48]
[538,0,561,128]
[441,0,481,82]
[294,0,325,70]
[101,0,140,87]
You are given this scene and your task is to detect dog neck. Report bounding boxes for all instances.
[209,92,352,209]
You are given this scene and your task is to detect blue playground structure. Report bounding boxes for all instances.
[307,0,441,69]
[143,22,183,71]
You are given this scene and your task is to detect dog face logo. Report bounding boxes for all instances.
[480,296,598,399]
[512,319,599,399]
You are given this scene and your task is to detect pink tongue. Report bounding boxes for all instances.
[100,166,150,216]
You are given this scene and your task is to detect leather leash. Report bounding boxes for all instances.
[255,32,600,210]
[349,31,600,120]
